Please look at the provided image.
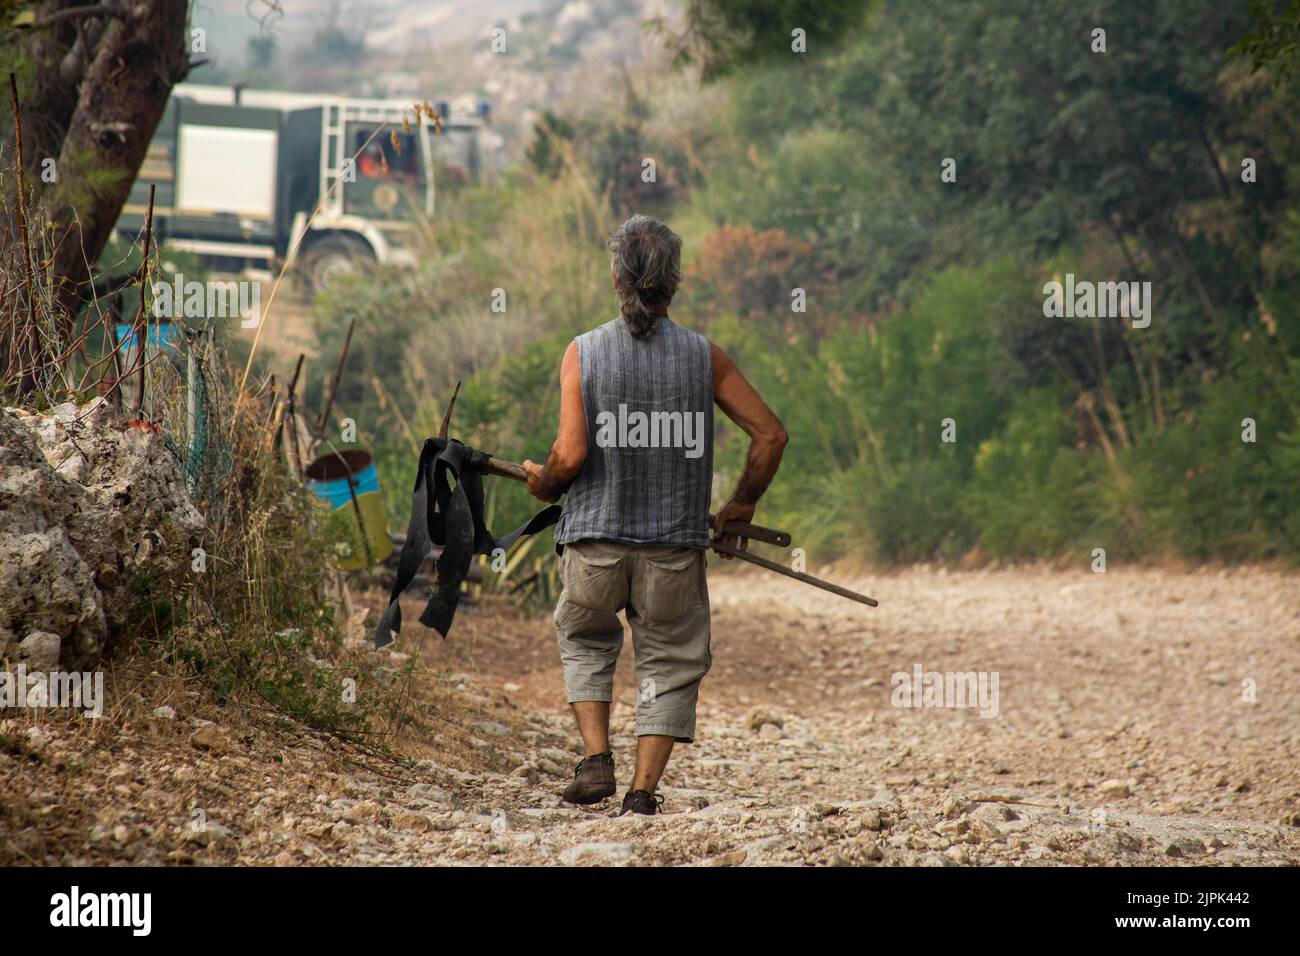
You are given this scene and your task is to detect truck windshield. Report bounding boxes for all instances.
[345,125,425,221]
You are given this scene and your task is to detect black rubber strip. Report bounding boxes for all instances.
[374,437,561,646]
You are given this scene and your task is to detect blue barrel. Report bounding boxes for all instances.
[308,459,381,508]
[304,449,392,570]
[115,321,180,352]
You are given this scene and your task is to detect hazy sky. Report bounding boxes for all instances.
[192,0,551,70]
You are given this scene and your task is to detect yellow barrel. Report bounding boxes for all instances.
[304,449,393,570]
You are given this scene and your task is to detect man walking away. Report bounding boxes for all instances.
[524,214,788,815]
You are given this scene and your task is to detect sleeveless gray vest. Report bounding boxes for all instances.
[556,316,713,548]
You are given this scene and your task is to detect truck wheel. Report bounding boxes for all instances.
[302,236,375,292]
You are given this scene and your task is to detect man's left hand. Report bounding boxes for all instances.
[711,497,755,559]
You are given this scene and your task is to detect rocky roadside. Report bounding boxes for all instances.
[4,562,1298,866]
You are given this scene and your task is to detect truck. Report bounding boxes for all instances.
[116,83,488,290]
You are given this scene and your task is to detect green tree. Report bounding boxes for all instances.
[650,0,873,80]
[1232,0,1300,80]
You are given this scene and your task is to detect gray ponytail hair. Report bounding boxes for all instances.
[608,215,682,340]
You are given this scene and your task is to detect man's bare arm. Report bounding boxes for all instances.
[711,343,788,552]
[524,340,587,503]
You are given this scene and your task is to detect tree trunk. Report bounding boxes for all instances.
[36,0,190,331]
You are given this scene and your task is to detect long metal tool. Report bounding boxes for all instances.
[481,453,877,607]
[710,540,878,607]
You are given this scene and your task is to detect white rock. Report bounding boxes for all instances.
[745,706,784,731]
[1099,779,1132,800]
[558,842,636,865]
[941,794,972,818]
[18,631,61,670]
[0,404,203,668]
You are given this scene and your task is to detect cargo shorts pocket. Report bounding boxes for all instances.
[562,546,626,613]
[639,550,702,623]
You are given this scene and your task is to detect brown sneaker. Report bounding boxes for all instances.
[619,789,664,816]
[561,752,616,804]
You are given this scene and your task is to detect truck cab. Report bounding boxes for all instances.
[116,84,486,290]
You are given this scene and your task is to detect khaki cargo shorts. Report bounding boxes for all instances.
[554,539,712,742]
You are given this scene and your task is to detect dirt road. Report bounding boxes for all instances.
[4,565,1298,866]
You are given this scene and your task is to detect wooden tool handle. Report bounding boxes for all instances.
[484,456,528,481]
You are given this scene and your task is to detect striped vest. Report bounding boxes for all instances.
[556,316,713,548]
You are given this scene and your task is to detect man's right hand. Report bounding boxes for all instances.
[712,497,756,559]
[523,459,561,503]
